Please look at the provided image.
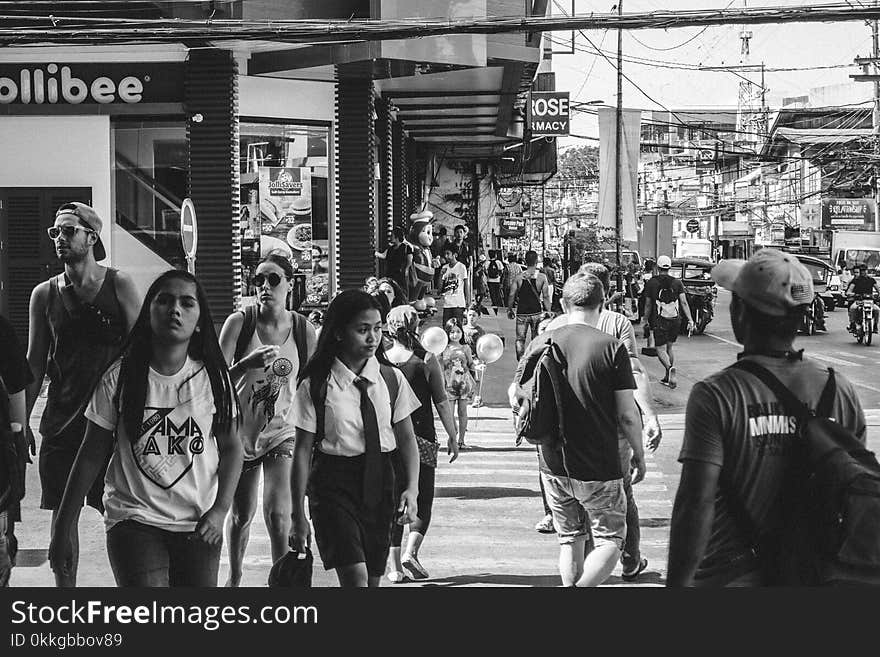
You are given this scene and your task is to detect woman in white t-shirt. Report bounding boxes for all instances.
[219,253,317,587]
[49,271,242,587]
[289,289,421,587]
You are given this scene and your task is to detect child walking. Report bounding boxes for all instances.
[383,305,459,583]
[289,290,421,587]
[219,253,317,587]
[49,270,242,587]
[439,320,477,450]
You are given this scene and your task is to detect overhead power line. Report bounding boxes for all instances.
[3,3,880,45]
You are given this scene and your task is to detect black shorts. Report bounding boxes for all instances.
[39,416,107,512]
[308,451,396,577]
[651,317,681,347]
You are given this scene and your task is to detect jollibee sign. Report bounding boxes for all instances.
[0,62,184,106]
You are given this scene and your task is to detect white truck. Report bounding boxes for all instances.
[831,230,880,288]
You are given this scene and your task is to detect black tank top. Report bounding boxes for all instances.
[42,269,126,438]
[516,274,542,315]
[395,353,436,442]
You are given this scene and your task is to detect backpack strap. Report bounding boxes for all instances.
[379,365,400,419]
[233,305,258,363]
[816,368,837,418]
[730,360,807,418]
[310,377,329,446]
[291,311,310,373]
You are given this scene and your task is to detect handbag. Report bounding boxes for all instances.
[415,435,440,468]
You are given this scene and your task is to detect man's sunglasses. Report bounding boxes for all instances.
[253,272,286,288]
[47,225,95,240]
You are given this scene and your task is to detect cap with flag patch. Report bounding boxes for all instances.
[712,248,814,317]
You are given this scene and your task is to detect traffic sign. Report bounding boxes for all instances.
[180,198,197,274]
[686,219,700,233]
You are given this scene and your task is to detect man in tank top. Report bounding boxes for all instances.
[25,202,140,586]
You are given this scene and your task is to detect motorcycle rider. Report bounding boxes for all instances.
[845,264,880,334]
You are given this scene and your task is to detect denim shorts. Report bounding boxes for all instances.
[106,519,221,587]
[242,436,296,474]
[540,474,627,549]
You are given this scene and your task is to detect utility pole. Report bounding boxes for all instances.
[615,0,624,292]
[871,0,880,231]
[853,2,880,232]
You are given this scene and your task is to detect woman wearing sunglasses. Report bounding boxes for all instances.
[218,253,317,587]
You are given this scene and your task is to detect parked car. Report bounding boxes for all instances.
[668,258,716,334]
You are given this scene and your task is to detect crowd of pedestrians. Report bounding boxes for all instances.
[0,201,873,588]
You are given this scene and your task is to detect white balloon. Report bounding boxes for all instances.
[421,326,449,355]
[476,333,504,364]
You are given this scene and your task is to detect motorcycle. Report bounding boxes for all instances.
[686,286,715,335]
[848,294,879,345]
[800,293,827,336]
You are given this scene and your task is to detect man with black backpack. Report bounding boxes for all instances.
[508,250,552,360]
[514,273,646,587]
[643,255,694,388]
[486,250,505,314]
[667,249,872,587]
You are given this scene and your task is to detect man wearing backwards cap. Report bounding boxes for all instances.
[25,202,141,586]
[667,249,866,587]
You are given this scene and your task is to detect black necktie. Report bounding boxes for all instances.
[354,377,383,508]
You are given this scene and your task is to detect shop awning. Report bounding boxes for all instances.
[375,66,527,155]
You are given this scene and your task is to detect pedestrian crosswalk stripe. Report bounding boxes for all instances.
[837,352,871,360]
[810,352,862,367]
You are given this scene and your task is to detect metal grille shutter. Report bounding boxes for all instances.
[376,97,393,252]
[392,120,407,229]
[335,63,376,290]
[3,188,89,337]
[186,50,239,321]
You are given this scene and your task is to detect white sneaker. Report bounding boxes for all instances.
[401,553,429,580]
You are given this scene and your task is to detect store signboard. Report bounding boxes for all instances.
[0,62,184,105]
[528,92,570,136]
[821,197,875,230]
[800,203,821,230]
[497,211,526,237]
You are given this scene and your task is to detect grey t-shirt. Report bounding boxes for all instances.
[679,354,867,583]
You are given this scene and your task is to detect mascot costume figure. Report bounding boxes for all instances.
[405,210,436,302]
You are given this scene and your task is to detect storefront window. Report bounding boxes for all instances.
[239,121,331,307]
[112,119,187,268]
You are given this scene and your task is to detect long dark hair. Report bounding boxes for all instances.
[298,289,392,389]
[111,270,238,443]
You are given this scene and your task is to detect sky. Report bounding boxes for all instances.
[549,0,875,147]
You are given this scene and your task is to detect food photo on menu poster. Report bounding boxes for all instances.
[255,167,329,305]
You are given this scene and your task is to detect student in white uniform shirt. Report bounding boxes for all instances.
[49,271,242,587]
[219,253,317,587]
[290,289,421,587]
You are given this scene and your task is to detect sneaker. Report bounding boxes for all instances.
[386,570,410,584]
[471,397,483,408]
[621,557,648,581]
[401,554,429,580]
[667,367,677,390]
[535,514,555,534]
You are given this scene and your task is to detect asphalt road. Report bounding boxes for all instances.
[7,293,879,588]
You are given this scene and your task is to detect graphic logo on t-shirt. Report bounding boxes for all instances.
[747,402,797,453]
[248,357,293,433]
[442,271,461,297]
[135,407,207,489]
